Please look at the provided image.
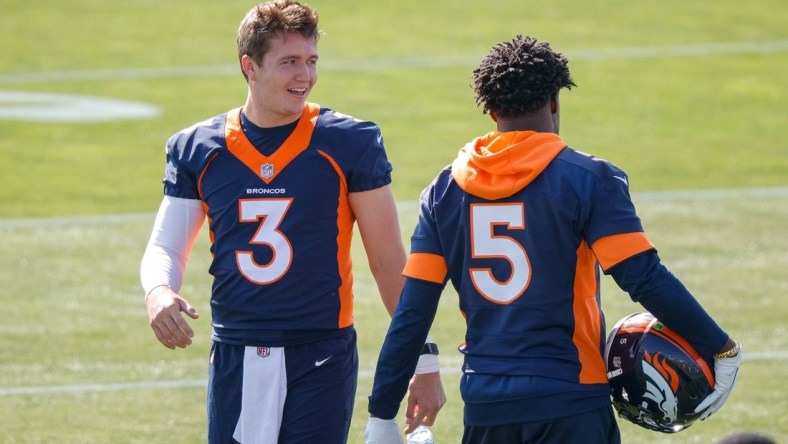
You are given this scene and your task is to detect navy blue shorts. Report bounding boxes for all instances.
[461,405,621,444]
[207,331,358,444]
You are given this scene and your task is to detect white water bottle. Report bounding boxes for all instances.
[406,425,434,444]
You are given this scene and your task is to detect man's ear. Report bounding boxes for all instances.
[241,55,256,79]
[490,111,498,122]
[550,95,559,114]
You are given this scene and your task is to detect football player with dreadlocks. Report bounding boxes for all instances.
[365,35,741,444]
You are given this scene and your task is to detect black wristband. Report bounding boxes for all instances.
[420,343,439,355]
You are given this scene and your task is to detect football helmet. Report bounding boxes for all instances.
[604,312,715,433]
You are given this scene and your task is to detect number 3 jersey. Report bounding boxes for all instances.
[163,103,392,346]
[403,131,655,384]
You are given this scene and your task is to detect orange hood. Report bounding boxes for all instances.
[451,131,567,200]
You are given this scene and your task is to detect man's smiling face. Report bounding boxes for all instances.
[248,32,318,126]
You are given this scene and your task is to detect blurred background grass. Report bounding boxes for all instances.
[1,0,785,216]
[0,0,786,442]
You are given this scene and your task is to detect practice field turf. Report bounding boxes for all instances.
[1,0,786,442]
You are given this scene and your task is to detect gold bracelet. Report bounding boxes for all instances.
[713,341,741,359]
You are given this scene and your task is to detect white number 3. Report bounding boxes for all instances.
[470,203,531,304]
[237,199,294,284]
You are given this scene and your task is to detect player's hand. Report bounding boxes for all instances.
[146,286,200,350]
[365,417,403,444]
[404,371,445,434]
[695,340,742,420]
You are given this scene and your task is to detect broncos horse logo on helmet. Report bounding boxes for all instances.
[604,312,715,433]
[642,351,679,423]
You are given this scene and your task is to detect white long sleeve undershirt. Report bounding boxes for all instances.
[140,196,205,297]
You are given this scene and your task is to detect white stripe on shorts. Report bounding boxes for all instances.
[233,346,288,444]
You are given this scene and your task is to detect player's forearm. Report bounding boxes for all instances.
[368,278,442,418]
[141,245,184,296]
[365,233,406,316]
[140,196,205,296]
[350,185,407,316]
[371,266,406,316]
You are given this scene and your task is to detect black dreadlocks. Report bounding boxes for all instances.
[472,35,576,118]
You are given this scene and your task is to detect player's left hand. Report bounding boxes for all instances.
[695,340,742,420]
[404,371,445,434]
[365,417,403,444]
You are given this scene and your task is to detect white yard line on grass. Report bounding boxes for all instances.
[0,352,785,397]
[0,40,786,85]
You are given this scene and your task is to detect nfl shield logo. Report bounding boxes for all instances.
[257,347,270,358]
[260,163,274,179]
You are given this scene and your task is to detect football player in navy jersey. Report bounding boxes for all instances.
[140,1,444,443]
[366,35,741,443]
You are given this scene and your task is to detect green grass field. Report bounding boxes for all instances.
[1,0,786,442]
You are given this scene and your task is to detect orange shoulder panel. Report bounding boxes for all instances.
[403,252,448,284]
[590,232,655,271]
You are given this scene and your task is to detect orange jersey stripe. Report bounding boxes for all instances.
[403,253,448,284]
[318,149,356,328]
[591,232,654,271]
[197,154,220,254]
[572,241,607,384]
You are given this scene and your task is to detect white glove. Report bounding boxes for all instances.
[695,342,742,420]
[365,417,404,444]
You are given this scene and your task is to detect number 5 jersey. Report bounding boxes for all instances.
[404,131,655,384]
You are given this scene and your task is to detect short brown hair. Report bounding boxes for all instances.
[236,0,320,79]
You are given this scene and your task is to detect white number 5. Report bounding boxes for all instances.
[470,203,531,304]
[237,199,293,284]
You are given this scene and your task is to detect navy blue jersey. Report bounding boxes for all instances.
[405,131,654,383]
[163,103,392,346]
[370,131,727,426]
